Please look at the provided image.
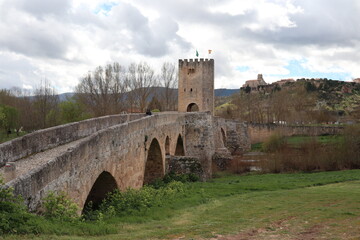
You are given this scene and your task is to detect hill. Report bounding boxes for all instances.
[57,88,239,102]
[219,79,360,124]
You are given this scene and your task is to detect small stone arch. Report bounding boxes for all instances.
[165,136,170,156]
[221,128,226,147]
[144,138,164,185]
[175,134,185,156]
[83,171,118,212]
[187,103,199,112]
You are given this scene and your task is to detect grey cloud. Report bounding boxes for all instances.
[12,0,71,18]
[239,0,360,47]
[0,55,38,90]
[0,17,73,59]
[108,3,191,57]
[136,0,256,27]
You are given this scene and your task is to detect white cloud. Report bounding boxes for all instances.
[0,0,359,93]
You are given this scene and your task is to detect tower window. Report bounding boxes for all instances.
[187,68,195,74]
[190,88,193,92]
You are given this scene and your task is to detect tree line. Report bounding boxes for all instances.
[219,82,360,124]
[0,62,177,137]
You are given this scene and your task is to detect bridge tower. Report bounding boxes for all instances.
[178,58,214,115]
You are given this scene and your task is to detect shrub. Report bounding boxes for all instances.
[342,124,360,168]
[262,133,286,153]
[261,126,360,173]
[85,181,186,220]
[0,176,40,234]
[43,191,79,221]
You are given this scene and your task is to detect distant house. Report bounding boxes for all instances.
[242,74,267,91]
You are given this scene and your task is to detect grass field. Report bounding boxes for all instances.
[2,170,360,240]
[285,135,343,146]
[251,135,344,151]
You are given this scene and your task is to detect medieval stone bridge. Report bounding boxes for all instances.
[0,112,248,212]
[0,56,344,213]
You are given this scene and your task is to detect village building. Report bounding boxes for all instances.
[242,74,267,91]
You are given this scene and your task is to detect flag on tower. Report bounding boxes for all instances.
[196,50,199,57]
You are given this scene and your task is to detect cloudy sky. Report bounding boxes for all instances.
[0,0,359,93]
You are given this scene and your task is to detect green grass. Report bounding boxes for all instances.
[0,131,27,144]
[285,135,344,146]
[250,142,262,151]
[251,135,344,151]
[3,170,360,239]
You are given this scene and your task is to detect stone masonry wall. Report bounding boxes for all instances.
[249,123,344,144]
[168,156,203,177]
[178,59,214,114]
[184,112,215,179]
[225,120,251,154]
[0,113,145,167]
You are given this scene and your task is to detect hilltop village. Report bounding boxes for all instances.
[241,74,360,94]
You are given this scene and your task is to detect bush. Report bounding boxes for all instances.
[261,125,360,173]
[43,191,79,221]
[0,176,40,234]
[84,181,186,220]
[342,124,360,168]
[262,133,286,153]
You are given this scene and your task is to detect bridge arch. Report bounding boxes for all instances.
[83,171,118,211]
[187,103,199,112]
[144,138,164,185]
[175,134,185,156]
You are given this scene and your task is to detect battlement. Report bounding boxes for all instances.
[179,58,214,66]
[178,58,214,115]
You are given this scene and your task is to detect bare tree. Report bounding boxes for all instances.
[159,62,177,111]
[33,80,59,129]
[76,62,127,116]
[10,87,36,131]
[126,62,157,112]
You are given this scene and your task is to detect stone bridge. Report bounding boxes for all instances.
[0,112,247,212]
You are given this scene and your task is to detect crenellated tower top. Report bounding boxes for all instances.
[178,58,214,114]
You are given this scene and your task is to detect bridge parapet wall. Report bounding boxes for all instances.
[7,112,186,211]
[0,114,145,167]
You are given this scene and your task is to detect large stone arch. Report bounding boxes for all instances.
[187,103,199,112]
[175,134,185,156]
[83,171,118,211]
[143,138,164,185]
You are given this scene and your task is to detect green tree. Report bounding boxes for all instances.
[305,81,317,92]
[59,99,90,124]
[0,105,20,136]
